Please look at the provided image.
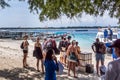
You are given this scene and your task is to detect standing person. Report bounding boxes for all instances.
[42,37,48,60]
[66,36,72,50]
[58,37,67,64]
[34,37,44,73]
[75,42,81,54]
[108,27,113,41]
[105,39,120,80]
[58,36,64,63]
[91,38,106,76]
[22,35,29,68]
[104,29,108,42]
[42,37,47,50]
[67,40,78,78]
[44,49,59,80]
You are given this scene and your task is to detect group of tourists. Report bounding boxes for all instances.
[21,35,81,79]
[21,33,120,80]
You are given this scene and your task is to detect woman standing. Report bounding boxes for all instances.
[67,40,78,78]
[34,37,44,73]
[44,49,59,80]
[23,35,29,68]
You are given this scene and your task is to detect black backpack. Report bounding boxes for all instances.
[86,64,94,74]
[20,42,24,49]
[46,40,53,49]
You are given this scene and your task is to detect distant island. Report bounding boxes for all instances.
[0,26,119,29]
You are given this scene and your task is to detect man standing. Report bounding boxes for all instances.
[91,38,105,76]
[108,27,113,41]
[105,39,120,80]
[104,29,108,42]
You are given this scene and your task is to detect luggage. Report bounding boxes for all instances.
[85,64,94,74]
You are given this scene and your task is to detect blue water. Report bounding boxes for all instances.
[5,28,120,51]
[70,32,97,51]
[33,29,119,51]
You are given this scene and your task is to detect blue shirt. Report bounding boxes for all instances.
[104,29,108,38]
[44,59,59,80]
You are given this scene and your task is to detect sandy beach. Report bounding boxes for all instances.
[0,39,113,80]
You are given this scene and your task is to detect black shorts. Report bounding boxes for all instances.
[23,50,28,53]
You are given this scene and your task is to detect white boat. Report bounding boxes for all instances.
[96,28,119,55]
[96,28,118,43]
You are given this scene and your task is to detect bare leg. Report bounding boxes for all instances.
[41,59,44,73]
[96,61,99,75]
[23,53,28,67]
[64,56,67,66]
[73,63,76,78]
[68,61,70,76]
[101,61,104,66]
[37,59,39,71]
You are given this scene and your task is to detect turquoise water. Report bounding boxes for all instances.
[4,28,120,51]
[70,32,97,51]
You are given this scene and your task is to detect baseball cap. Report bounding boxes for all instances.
[109,39,120,48]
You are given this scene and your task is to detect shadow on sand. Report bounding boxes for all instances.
[0,67,99,80]
[0,67,44,80]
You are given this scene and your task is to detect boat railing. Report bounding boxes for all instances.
[98,28,118,32]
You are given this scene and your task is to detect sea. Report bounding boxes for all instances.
[33,29,119,51]
[3,28,120,51]
[36,29,120,51]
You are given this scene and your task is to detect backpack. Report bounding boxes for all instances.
[20,42,24,49]
[46,40,53,49]
[86,64,94,74]
[61,41,67,47]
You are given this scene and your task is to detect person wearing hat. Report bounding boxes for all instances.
[105,39,120,80]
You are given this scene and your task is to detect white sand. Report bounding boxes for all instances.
[0,39,112,80]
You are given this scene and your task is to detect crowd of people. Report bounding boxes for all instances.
[21,35,81,79]
[21,33,120,80]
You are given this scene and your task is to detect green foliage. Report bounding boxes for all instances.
[0,0,10,8]
[1,0,120,23]
[28,0,120,22]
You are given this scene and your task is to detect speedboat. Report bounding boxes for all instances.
[96,28,119,56]
[96,28,118,43]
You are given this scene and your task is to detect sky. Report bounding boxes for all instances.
[0,1,119,27]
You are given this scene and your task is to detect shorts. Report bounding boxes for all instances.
[23,50,28,53]
[95,53,105,62]
[60,51,66,58]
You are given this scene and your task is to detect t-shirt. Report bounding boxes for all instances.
[58,40,67,51]
[93,42,103,53]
